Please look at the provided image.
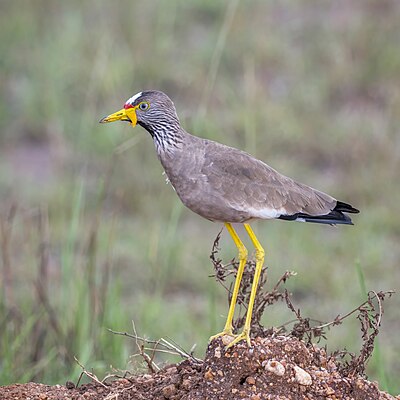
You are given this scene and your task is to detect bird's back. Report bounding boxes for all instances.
[158,131,338,223]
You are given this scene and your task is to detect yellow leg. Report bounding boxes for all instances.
[209,223,248,341]
[226,223,265,348]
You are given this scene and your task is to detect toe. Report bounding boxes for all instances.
[209,330,234,343]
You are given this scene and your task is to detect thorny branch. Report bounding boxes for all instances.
[284,287,394,377]
[210,230,394,377]
[332,290,394,377]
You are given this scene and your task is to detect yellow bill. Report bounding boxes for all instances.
[99,106,138,126]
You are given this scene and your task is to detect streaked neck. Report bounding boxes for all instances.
[139,121,184,155]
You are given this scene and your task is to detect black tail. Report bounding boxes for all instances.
[278,201,360,226]
[334,201,360,214]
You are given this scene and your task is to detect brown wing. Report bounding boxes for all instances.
[200,140,336,219]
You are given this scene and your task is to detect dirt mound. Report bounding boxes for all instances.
[1,336,398,400]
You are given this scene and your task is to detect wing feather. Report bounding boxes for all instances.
[200,141,336,219]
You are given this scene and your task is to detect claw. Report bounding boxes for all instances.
[225,330,251,349]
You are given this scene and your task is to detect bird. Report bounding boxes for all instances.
[100,90,359,348]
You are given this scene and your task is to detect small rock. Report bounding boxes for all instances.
[293,365,312,386]
[166,366,177,375]
[143,378,155,385]
[65,381,75,389]
[204,369,214,380]
[162,384,176,398]
[263,360,286,376]
[221,335,235,346]
[214,347,222,358]
[325,386,335,395]
[246,376,256,385]
[327,359,337,371]
[251,395,261,400]
[232,388,238,394]
[181,379,191,391]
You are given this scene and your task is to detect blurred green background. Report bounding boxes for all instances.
[1,0,399,394]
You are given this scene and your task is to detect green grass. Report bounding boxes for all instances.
[1,0,400,395]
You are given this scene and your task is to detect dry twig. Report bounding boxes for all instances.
[74,356,110,389]
[108,322,202,373]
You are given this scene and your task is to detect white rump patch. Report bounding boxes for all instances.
[125,92,142,105]
[243,206,288,220]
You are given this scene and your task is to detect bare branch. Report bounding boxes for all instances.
[74,356,109,389]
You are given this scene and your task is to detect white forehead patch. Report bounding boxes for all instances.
[125,92,142,105]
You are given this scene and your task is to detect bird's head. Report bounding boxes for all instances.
[100,90,180,136]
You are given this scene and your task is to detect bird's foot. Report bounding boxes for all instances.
[209,328,235,343]
[209,328,251,349]
[224,329,251,349]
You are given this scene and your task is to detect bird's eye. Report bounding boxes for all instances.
[138,102,149,111]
